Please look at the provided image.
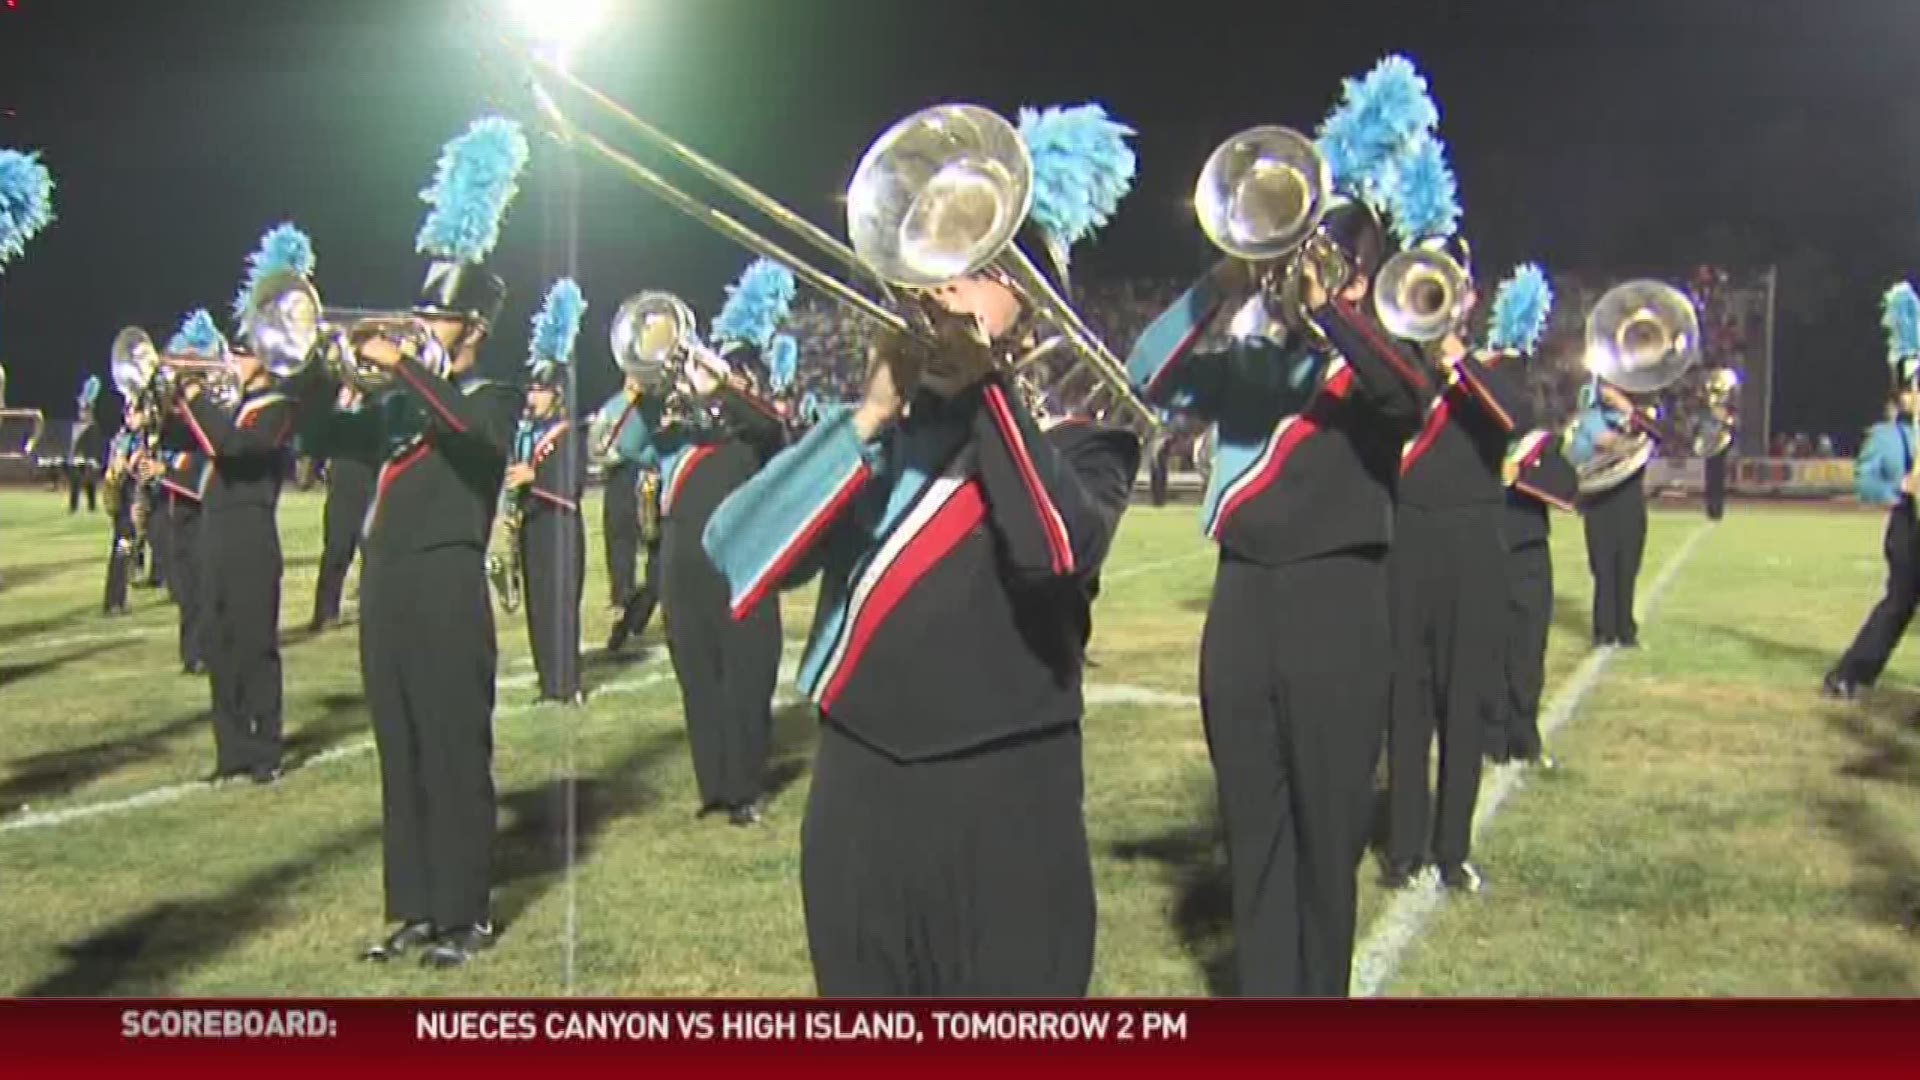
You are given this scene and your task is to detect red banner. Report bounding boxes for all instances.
[3,1000,1918,1076]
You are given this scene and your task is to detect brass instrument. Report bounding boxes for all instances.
[511,49,1159,441]
[1688,366,1740,457]
[244,270,439,396]
[1194,125,1473,345]
[608,291,780,428]
[638,468,662,546]
[487,420,532,614]
[110,326,239,412]
[1573,280,1702,495]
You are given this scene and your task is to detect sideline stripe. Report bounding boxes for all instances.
[1348,521,1715,997]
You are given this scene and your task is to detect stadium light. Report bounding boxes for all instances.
[506,0,610,68]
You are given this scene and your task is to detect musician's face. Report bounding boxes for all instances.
[232,351,264,385]
[929,273,1021,340]
[1900,387,1920,416]
[528,385,558,418]
[427,316,483,373]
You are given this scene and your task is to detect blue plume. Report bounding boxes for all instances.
[1885,283,1920,363]
[0,149,55,270]
[1315,56,1439,201]
[1017,104,1137,251]
[767,334,798,393]
[231,222,316,324]
[167,309,226,357]
[528,278,587,367]
[79,374,100,407]
[1382,132,1460,245]
[416,116,531,264]
[711,258,797,350]
[1486,263,1554,353]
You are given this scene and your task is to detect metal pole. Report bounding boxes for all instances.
[1760,264,1778,456]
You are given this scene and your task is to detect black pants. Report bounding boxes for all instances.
[313,463,372,625]
[1497,540,1553,762]
[803,719,1094,997]
[662,505,782,809]
[1149,445,1170,506]
[168,498,209,668]
[103,496,136,612]
[604,462,639,606]
[1386,503,1506,870]
[203,506,284,775]
[1200,550,1390,997]
[1582,478,1647,645]
[145,488,169,589]
[67,467,95,513]
[522,512,584,700]
[1704,451,1729,520]
[362,543,497,929]
[616,538,663,642]
[1836,508,1918,686]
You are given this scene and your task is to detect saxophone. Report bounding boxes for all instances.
[487,421,532,613]
[638,468,662,545]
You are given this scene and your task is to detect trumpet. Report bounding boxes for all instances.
[109,326,239,412]
[244,270,439,396]
[608,291,780,426]
[510,48,1158,440]
[1194,125,1471,343]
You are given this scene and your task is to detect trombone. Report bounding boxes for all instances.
[1193,125,1470,343]
[511,48,1159,439]
[244,270,438,396]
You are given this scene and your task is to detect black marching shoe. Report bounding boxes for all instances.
[728,799,765,828]
[183,660,208,676]
[421,923,495,969]
[1822,671,1861,702]
[1379,859,1424,891]
[606,618,632,654]
[250,765,284,786]
[201,767,247,787]
[362,921,437,963]
[1439,862,1484,894]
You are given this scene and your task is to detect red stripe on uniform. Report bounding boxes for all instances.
[665,444,718,516]
[368,442,431,530]
[1144,298,1225,398]
[983,383,1074,575]
[1210,368,1355,539]
[395,363,467,433]
[730,465,870,622]
[1401,394,1455,476]
[819,480,987,711]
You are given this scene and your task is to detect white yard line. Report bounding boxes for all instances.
[1347,521,1715,997]
[1103,548,1210,582]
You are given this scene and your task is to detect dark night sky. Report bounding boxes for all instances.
[1,0,1916,432]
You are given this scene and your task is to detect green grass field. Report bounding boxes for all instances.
[3,487,1919,997]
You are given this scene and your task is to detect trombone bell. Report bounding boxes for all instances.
[610,291,697,390]
[846,104,1033,288]
[1194,126,1331,262]
[1373,247,1471,343]
[1585,279,1700,394]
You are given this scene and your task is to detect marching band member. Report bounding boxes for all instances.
[156,313,217,676]
[100,400,144,616]
[1701,384,1737,521]
[176,305,294,785]
[704,104,1140,995]
[307,382,382,631]
[507,279,588,704]
[1379,208,1538,894]
[1479,267,1574,768]
[67,376,102,514]
[357,117,529,969]
[615,259,793,826]
[1568,380,1652,648]
[595,384,643,614]
[1129,59,1439,994]
[1823,284,1920,701]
